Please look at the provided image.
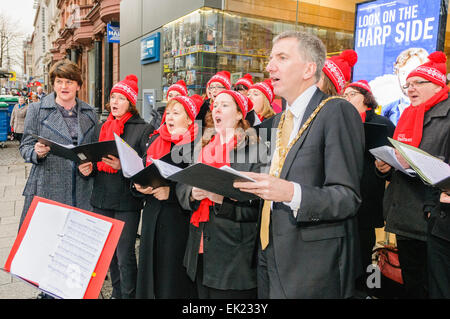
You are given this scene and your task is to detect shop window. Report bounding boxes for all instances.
[162,7,354,97]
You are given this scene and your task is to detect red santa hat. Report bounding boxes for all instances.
[322,50,358,94]
[215,90,253,118]
[110,74,138,105]
[347,80,372,94]
[406,51,447,87]
[249,79,275,103]
[166,80,188,99]
[207,71,232,90]
[235,74,253,89]
[170,94,203,122]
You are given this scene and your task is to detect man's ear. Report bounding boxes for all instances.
[303,62,317,81]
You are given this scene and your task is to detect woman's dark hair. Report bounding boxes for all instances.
[49,59,83,87]
[234,84,249,92]
[350,85,378,109]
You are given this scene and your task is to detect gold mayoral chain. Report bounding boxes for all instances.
[271,96,344,178]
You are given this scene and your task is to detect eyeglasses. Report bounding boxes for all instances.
[343,91,361,99]
[208,85,226,91]
[402,80,431,90]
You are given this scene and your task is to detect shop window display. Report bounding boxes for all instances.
[162,8,354,97]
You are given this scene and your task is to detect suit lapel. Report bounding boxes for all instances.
[280,90,326,180]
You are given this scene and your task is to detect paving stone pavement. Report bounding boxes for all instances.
[0,140,115,299]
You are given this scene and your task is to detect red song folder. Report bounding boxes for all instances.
[3,196,124,299]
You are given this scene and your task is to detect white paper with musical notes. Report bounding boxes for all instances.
[10,202,112,299]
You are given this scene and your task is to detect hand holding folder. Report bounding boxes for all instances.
[114,133,187,188]
[388,137,450,191]
[369,145,416,177]
[32,134,118,163]
[114,133,257,201]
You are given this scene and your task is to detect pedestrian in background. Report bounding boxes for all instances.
[78,74,154,299]
[10,95,28,142]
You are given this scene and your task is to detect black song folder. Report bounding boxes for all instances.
[167,163,258,202]
[114,133,257,199]
[364,122,389,150]
[131,153,189,188]
[32,134,118,163]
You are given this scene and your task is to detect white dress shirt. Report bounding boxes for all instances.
[279,85,318,217]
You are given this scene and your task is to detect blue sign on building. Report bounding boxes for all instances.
[107,23,120,43]
[141,33,161,64]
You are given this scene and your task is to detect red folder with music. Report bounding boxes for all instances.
[3,196,124,299]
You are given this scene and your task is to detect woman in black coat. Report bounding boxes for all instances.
[78,75,154,299]
[132,95,203,299]
[343,80,395,295]
[176,90,268,299]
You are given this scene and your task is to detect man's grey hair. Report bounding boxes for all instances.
[273,31,326,81]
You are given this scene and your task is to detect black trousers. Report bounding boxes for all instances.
[257,223,286,299]
[427,232,450,298]
[195,255,257,299]
[355,227,376,293]
[93,207,140,299]
[396,238,428,299]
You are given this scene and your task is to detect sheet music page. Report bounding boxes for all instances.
[32,134,75,149]
[397,144,450,184]
[10,202,68,284]
[114,133,144,177]
[152,158,183,178]
[220,166,256,182]
[39,210,112,299]
[369,146,416,176]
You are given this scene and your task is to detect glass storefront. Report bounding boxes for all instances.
[161,1,450,98]
[162,7,354,97]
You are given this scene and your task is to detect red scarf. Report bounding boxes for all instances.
[394,86,449,147]
[97,112,133,173]
[257,113,265,123]
[360,108,372,123]
[190,134,237,227]
[146,123,198,166]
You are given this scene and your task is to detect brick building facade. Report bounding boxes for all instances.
[49,0,120,114]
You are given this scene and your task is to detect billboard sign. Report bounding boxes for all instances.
[352,0,447,122]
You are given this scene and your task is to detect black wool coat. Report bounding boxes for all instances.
[384,98,450,241]
[176,133,269,291]
[89,114,154,212]
[358,109,395,229]
[134,134,197,299]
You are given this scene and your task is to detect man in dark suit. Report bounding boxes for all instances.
[235,31,365,298]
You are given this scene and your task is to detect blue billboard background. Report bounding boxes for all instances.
[353,0,445,82]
